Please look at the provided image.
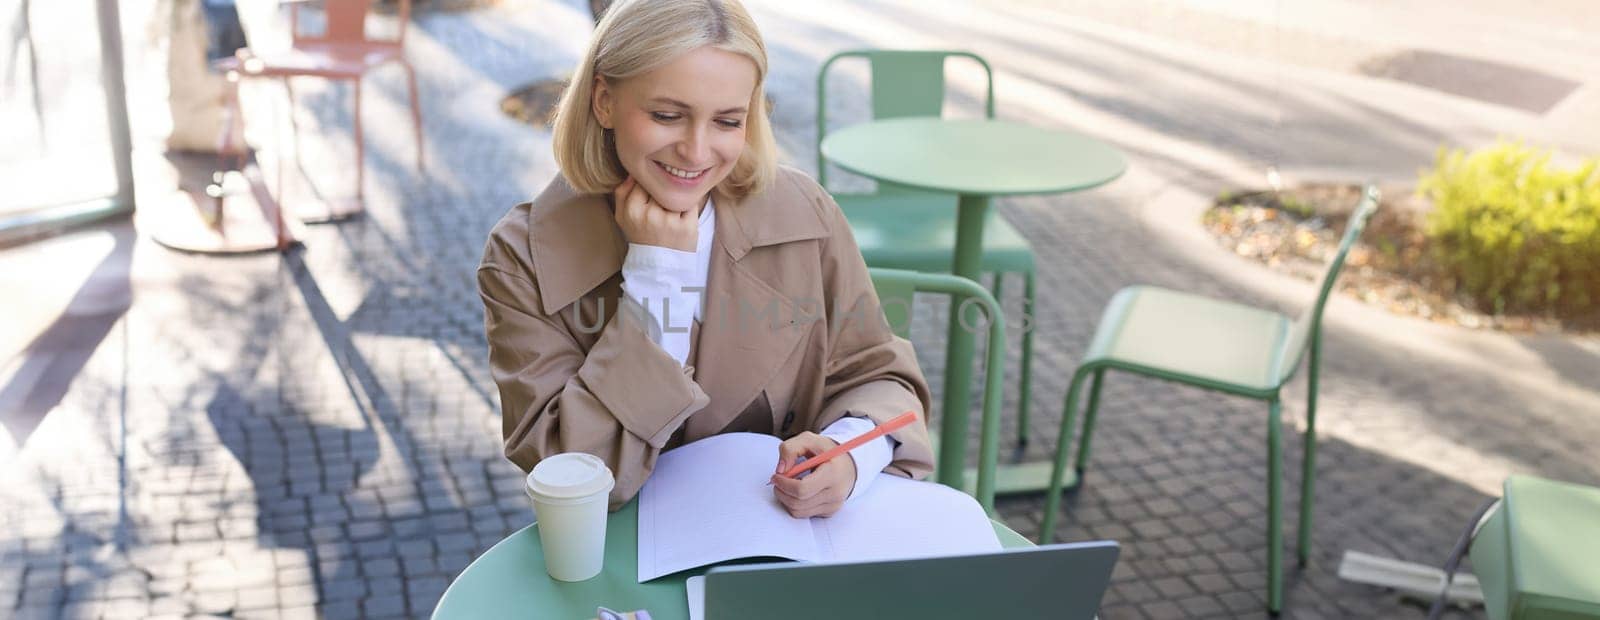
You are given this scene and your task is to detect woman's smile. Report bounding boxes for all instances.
[655,160,710,187]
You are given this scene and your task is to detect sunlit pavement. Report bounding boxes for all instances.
[2,1,1597,618]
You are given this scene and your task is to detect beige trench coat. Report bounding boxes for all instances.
[478,166,935,510]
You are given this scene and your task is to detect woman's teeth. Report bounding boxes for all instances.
[660,162,705,179]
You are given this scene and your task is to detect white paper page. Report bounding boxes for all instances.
[814,475,1003,563]
[685,576,705,620]
[638,433,820,582]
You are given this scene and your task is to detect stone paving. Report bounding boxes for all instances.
[3,1,1599,619]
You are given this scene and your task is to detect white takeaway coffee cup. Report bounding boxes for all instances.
[525,452,615,582]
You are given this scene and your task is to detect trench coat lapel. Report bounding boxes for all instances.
[527,180,625,316]
[682,185,830,439]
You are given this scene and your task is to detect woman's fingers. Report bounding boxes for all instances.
[613,177,644,229]
[774,466,848,516]
[771,467,825,501]
[623,178,651,219]
[772,432,852,517]
[611,176,636,212]
[776,432,819,461]
[613,178,696,251]
[786,500,844,519]
[775,432,831,475]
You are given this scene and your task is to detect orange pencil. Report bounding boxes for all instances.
[769,411,918,483]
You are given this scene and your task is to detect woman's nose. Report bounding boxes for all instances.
[676,124,710,164]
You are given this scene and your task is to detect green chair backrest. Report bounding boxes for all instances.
[866,268,1005,515]
[816,50,996,192]
[1274,185,1381,386]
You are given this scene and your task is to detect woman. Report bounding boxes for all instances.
[478,0,932,518]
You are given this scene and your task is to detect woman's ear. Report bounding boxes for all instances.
[591,75,614,129]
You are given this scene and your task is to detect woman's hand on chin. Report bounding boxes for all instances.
[612,176,697,252]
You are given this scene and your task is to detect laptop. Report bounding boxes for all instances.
[685,541,1120,620]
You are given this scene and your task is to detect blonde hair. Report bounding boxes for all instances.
[551,0,777,201]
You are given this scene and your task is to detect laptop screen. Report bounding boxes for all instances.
[693,541,1119,620]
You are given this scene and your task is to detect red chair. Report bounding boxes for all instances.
[220,0,424,216]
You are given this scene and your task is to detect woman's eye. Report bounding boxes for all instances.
[717,118,744,129]
[651,112,680,122]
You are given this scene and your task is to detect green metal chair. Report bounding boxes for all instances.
[868,268,1005,515]
[1464,475,1600,620]
[1039,186,1381,613]
[820,50,1040,452]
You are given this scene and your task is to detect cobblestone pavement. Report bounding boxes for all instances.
[3,1,1599,618]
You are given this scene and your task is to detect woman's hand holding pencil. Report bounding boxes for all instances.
[769,412,917,518]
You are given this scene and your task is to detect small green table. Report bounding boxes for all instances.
[820,118,1127,494]
[432,501,1033,619]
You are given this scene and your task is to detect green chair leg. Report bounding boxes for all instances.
[1040,364,1097,543]
[1016,271,1036,450]
[1298,339,1321,567]
[1073,369,1106,474]
[987,272,1015,451]
[1268,399,1284,614]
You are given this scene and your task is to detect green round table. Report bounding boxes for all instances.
[820,118,1127,491]
[432,500,1033,619]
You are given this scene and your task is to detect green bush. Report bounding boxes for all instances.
[1420,141,1600,320]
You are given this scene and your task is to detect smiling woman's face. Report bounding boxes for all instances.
[593,46,758,214]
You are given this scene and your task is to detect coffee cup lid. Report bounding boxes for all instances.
[526,452,614,500]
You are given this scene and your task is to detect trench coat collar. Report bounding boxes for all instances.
[527,173,831,316]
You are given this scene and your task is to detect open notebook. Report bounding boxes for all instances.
[637,432,1001,583]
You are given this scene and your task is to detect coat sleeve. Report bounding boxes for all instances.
[805,180,936,481]
[478,262,709,511]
